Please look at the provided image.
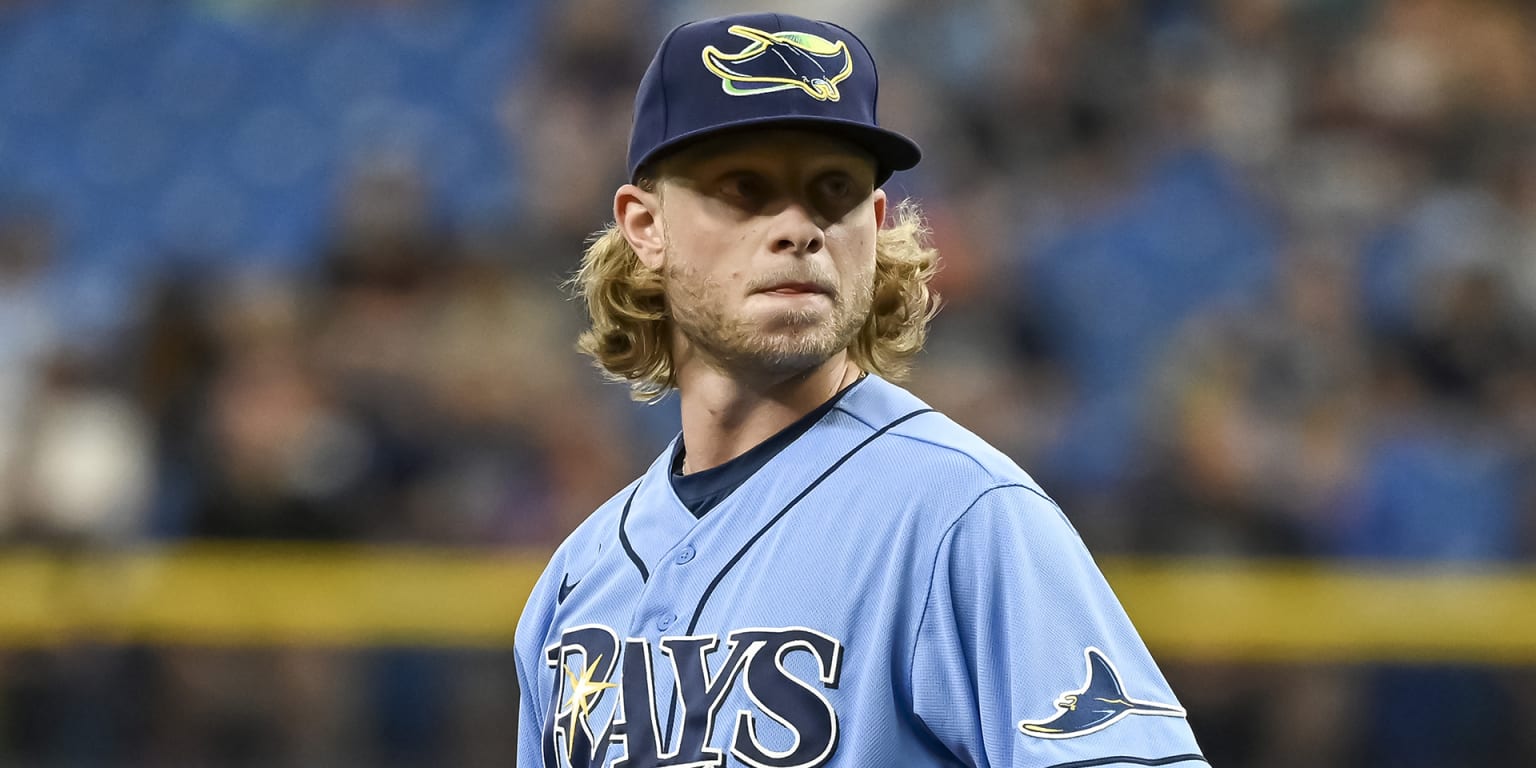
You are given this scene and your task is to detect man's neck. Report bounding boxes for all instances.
[675,352,861,474]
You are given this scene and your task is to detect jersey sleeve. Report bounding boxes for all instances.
[515,640,544,767]
[910,484,1205,768]
[515,567,556,767]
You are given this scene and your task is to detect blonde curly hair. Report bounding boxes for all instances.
[568,195,940,402]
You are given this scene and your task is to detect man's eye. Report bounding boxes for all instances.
[721,174,767,201]
[817,173,858,200]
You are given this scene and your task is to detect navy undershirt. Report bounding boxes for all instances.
[669,374,868,518]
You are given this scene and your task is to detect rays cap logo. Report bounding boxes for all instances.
[702,25,853,101]
[626,12,921,186]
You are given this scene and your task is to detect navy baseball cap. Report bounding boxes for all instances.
[626,13,921,186]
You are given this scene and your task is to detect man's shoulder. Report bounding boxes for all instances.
[539,438,673,566]
[834,378,1057,526]
[515,475,644,652]
[560,475,645,549]
[842,377,1040,490]
[888,410,1031,481]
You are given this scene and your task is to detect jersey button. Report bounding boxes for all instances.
[675,546,696,565]
[657,613,676,632]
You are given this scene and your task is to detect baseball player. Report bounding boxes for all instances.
[516,12,1205,768]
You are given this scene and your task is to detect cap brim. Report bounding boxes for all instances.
[631,115,921,186]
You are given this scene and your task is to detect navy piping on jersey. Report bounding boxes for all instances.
[616,485,648,582]
[681,407,933,633]
[669,374,867,519]
[619,376,869,584]
[1041,754,1209,768]
[661,406,934,745]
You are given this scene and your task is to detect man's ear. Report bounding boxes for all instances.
[872,187,887,229]
[615,183,666,270]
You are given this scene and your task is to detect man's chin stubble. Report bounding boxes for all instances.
[686,318,855,379]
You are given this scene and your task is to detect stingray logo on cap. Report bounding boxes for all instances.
[702,24,854,101]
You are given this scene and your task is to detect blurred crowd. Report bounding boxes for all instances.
[2,0,1535,765]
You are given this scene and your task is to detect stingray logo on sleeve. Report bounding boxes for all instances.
[1018,647,1186,739]
[701,25,854,102]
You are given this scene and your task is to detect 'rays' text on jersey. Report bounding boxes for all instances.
[542,624,844,768]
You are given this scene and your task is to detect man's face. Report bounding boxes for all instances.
[650,129,887,379]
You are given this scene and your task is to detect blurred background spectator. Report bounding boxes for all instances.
[1,0,1534,765]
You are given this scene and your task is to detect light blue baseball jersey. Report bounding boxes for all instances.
[515,376,1205,767]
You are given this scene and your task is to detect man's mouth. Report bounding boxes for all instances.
[759,281,831,296]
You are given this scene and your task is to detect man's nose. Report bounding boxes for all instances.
[770,202,824,256]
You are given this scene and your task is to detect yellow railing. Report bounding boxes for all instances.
[0,545,545,647]
[2,546,1534,663]
[1106,559,1536,664]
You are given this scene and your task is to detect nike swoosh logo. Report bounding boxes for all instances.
[557,573,580,605]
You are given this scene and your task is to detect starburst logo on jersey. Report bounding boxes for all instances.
[560,656,616,760]
[702,25,854,102]
[1018,647,1186,739]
